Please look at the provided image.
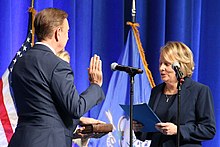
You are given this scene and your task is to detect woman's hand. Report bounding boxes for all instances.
[133,120,144,132]
[155,122,177,135]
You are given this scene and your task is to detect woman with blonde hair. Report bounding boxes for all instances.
[57,50,70,63]
[133,41,216,147]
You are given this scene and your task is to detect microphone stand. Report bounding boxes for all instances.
[129,72,135,147]
[177,78,184,147]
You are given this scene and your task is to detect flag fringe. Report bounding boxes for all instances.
[127,22,156,88]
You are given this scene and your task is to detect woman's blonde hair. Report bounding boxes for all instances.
[57,50,70,63]
[160,41,195,77]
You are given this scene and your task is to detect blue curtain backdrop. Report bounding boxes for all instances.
[0,0,219,146]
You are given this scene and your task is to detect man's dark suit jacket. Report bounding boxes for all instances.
[136,77,216,147]
[8,44,105,147]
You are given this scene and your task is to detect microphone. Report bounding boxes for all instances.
[111,62,143,74]
[172,61,184,80]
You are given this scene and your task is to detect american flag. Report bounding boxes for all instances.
[0,8,35,147]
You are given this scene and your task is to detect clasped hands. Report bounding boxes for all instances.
[88,54,103,87]
[133,120,177,135]
[73,117,105,139]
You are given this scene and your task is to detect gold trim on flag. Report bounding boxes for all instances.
[127,22,156,88]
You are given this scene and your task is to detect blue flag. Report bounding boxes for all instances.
[89,24,155,147]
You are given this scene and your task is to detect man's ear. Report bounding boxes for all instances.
[55,27,61,42]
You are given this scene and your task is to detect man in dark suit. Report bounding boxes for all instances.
[8,8,105,147]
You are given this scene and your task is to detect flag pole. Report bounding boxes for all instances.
[131,0,136,23]
[29,0,36,47]
[129,0,156,146]
[129,1,136,147]
[31,0,34,8]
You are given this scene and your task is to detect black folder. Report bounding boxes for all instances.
[120,103,161,132]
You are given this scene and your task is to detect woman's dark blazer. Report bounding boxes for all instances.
[136,77,216,147]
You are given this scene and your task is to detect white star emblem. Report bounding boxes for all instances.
[13,58,17,64]
[27,37,30,42]
[17,51,21,56]
[10,68,13,72]
[23,46,27,51]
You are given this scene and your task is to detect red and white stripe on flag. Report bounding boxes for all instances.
[0,69,18,147]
